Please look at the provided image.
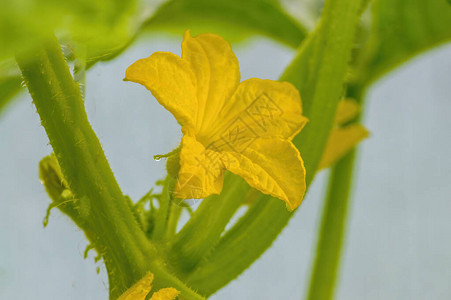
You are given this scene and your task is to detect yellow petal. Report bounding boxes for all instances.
[204,78,307,146]
[223,138,306,210]
[319,124,369,170]
[118,273,154,300]
[182,30,240,137]
[175,130,225,199]
[335,98,360,125]
[150,288,180,300]
[125,52,197,127]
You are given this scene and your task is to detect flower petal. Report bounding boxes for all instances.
[181,30,240,137]
[206,78,307,145]
[319,124,369,170]
[117,273,154,300]
[125,52,197,127]
[175,130,225,199]
[335,98,360,125]
[223,138,306,210]
[150,288,180,300]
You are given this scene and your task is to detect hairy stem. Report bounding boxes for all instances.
[16,35,204,300]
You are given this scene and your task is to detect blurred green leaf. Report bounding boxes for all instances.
[0,60,23,116]
[0,0,139,61]
[0,0,310,118]
[144,0,307,47]
[0,76,22,116]
[358,0,451,85]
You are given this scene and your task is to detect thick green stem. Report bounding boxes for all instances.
[170,173,249,274]
[307,150,356,300]
[185,0,366,294]
[16,35,204,300]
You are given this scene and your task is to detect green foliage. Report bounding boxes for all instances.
[306,2,451,299]
[17,36,152,297]
[0,0,138,61]
[0,76,22,116]
[5,0,451,298]
[185,0,367,294]
[16,36,204,300]
[144,0,307,47]
[1,0,309,116]
[0,59,22,116]
[357,0,451,85]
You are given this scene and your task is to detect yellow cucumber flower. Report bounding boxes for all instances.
[319,99,369,169]
[118,273,180,300]
[125,31,308,210]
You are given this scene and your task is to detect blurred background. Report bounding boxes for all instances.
[0,33,450,299]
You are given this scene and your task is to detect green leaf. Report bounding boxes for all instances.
[357,0,451,85]
[0,0,309,119]
[0,76,22,117]
[144,0,307,48]
[0,0,139,61]
[184,0,367,295]
[0,59,22,116]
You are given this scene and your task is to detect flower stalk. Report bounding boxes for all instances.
[184,0,367,294]
[307,150,357,300]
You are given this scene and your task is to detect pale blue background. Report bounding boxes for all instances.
[0,34,450,299]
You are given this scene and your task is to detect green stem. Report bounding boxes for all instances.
[306,69,367,300]
[307,150,356,300]
[16,35,204,300]
[185,0,366,294]
[170,173,249,274]
[152,177,173,241]
[306,74,368,299]
[165,204,182,240]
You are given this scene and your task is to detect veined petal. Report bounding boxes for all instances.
[223,138,306,210]
[335,98,360,125]
[150,288,180,300]
[319,124,369,170]
[206,78,307,146]
[118,273,154,300]
[125,52,197,127]
[182,30,240,136]
[175,131,225,199]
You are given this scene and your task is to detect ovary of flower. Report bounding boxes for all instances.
[125,30,308,210]
[117,273,180,300]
